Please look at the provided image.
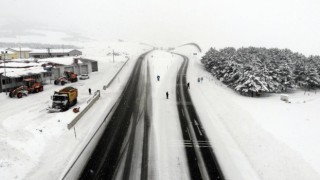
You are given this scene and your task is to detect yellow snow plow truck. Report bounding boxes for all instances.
[48,87,78,112]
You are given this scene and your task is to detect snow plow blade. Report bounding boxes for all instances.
[47,107,62,113]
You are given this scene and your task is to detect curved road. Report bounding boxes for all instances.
[176,54,224,180]
[79,51,223,180]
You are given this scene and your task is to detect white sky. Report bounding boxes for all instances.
[0,0,320,55]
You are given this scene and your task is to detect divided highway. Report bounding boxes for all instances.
[78,51,224,180]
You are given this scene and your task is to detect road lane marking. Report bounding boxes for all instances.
[194,119,203,136]
[181,108,185,117]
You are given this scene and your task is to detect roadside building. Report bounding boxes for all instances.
[0,49,17,60]
[29,49,82,59]
[0,56,98,93]
[6,48,32,59]
[38,57,98,79]
[0,61,52,93]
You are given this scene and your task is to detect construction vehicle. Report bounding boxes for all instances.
[48,86,78,112]
[54,71,78,85]
[9,78,44,98]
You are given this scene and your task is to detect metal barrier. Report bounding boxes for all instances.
[104,57,130,89]
[67,90,100,129]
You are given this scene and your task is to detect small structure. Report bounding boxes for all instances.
[0,49,17,60]
[280,94,289,102]
[0,69,51,93]
[29,49,82,59]
[38,57,98,79]
[6,48,32,59]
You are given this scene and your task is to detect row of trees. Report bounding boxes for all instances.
[201,47,320,96]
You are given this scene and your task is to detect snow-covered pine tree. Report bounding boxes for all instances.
[304,66,320,90]
[233,71,269,97]
[293,60,307,88]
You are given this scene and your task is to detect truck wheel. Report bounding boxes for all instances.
[73,98,77,106]
[9,92,13,98]
[54,80,59,85]
[35,88,39,93]
[61,81,65,85]
[40,86,43,92]
[17,92,23,98]
[64,102,70,111]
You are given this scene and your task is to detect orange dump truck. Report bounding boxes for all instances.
[48,86,78,112]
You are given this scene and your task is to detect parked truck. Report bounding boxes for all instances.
[9,78,43,98]
[54,71,78,85]
[48,86,78,112]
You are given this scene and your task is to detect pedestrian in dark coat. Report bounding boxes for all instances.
[187,82,190,89]
[166,91,169,99]
[89,88,91,95]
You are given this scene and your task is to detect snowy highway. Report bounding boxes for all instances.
[78,51,224,180]
[176,54,223,180]
[2,43,320,180]
[79,52,152,180]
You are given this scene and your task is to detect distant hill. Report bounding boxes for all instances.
[0,42,80,49]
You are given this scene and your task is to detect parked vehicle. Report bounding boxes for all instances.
[9,78,43,98]
[48,86,78,112]
[79,74,89,80]
[54,71,78,85]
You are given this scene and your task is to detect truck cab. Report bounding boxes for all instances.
[52,93,69,111]
[49,87,78,112]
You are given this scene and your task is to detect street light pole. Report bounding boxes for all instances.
[113,49,115,63]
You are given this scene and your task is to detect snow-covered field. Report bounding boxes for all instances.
[176,47,320,180]
[2,42,320,180]
[0,41,149,180]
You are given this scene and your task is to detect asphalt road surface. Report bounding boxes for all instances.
[79,52,152,180]
[79,52,223,180]
[176,54,224,180]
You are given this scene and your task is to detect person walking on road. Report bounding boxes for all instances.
[89,88,91,95]
[157,75,160,81]
[187,82,190,89]
[166,91,169,99]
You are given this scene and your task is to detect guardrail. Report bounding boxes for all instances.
[103,57,129,90]
[67,90,101,129]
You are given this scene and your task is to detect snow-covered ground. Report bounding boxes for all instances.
[0,41,150,180]
[175,47,320,180]
[2,42,320,180]
[147,51,190,180]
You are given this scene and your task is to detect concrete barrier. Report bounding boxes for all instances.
[61,93,121,180]
[67,90,100,129]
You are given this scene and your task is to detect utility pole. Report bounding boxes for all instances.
[113,49,115,63]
